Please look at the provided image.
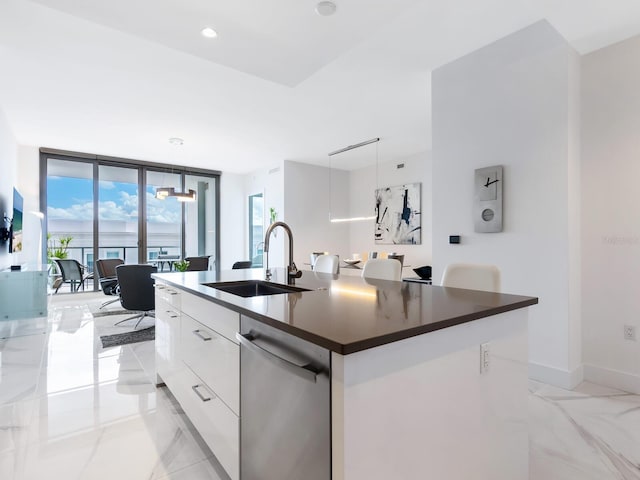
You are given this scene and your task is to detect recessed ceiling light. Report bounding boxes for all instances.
[201,27,218,39]
[316,1,337,16]
[168,137,184,146]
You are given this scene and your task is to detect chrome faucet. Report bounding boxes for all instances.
[264,221,302,285]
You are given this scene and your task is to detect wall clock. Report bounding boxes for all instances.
[474,165,503,233]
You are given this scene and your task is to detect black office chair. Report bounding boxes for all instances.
[114,264,157,329]
[232,261,253,269]
[95,258,124,308]
[185,256,210,271]
[54,259,93,293]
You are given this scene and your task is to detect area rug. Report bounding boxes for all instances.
[100,326,155,348]
[88,299,132,318]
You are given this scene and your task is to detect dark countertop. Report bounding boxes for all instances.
[153,268,538,355]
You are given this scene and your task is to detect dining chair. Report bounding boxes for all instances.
[185,256,210,271]
[114,264,157,329]
[361,258,402,281]
[440,263,501,292]
[95,258,124,308]
[53,259,93,293]
[232,261,253,269]
[313,255,339,274]
[387,253,404,268]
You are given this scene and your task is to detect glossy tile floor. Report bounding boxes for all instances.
[0,292,229,480]
[1,292,639,479]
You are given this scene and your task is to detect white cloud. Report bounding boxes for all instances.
[48,191,180,223]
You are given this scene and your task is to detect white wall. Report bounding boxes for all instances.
[283,161,349,269]
[347,151,432,269]
[219,171,247,271]
[0,108,18,270]
[431,21,582,388]
[581,34,640,393]
[16,145,41,266]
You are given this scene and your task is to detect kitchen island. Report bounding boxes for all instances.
[153,268,537,480]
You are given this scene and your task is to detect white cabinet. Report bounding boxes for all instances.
[155,283,182,384]
[0,269,47,320]
[154,282,240,480]
[171,363,239,480]
[181,313,240,415]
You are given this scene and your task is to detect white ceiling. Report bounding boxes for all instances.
[1,0,640,174]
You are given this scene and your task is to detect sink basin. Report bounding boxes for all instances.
[203,280,310,298]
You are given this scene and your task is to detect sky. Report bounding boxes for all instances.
[47,176,181,224]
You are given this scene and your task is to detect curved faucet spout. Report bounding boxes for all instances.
[263,221,302,285]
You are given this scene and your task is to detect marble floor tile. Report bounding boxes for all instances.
[2,291,639,480]
[530,382,640,480]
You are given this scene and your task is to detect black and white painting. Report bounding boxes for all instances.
[375,183,421,245]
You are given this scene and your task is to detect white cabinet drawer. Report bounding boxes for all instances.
[155,282,182,309]
[180,291,239,343]
[155,297,181,382]
[181,314,239,414]
[171,365,239,480]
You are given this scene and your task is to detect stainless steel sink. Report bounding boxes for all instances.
[203,280,310,298]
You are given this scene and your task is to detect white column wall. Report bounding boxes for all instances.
[431,20,582,387]
[581,34,640,393]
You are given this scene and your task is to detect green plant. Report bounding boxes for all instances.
[174,260,190,272]
[269,207,278,224]
[47,234,73,260]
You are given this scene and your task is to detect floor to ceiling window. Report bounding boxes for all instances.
[145,170,182,266]
[99,165,140,265]
[41,150,220,291]
[184,174,218,265]
[46,159,95,289]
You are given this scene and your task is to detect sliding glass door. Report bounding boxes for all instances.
[98,165,140,265]
[42,151,220,291]
[184,174,218,268]
[145,171,182,270]
[46,159,95,292]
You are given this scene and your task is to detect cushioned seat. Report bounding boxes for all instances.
[361,258,402,281]
[440,263,501,292]
[114,264,157,329]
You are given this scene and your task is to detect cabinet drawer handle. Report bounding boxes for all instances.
[165,310,179,318]
[192,384,213,402]
[193,329,213,341]
[169,291,178,296]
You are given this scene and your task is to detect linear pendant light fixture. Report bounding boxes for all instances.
[155,138,197,202]
[329,137,380,223]
[155,186,196,202]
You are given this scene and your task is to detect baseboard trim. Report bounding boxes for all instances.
[583,364,640,394]
[529,362,584,390]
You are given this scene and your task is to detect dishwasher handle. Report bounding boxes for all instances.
[236,332,319,383]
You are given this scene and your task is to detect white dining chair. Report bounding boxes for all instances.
[361,258,402,281]
[440,263,501,292]
[313,254,340,274]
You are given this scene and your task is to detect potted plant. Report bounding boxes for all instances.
[174,260,190,272]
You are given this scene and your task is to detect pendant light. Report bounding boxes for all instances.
[329,138,379,223]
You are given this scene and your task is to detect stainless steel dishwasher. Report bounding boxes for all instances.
[237,315,330,480]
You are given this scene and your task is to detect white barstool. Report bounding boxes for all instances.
[440,263,501,292]
[361,258,402,281]
[314,255,340,274]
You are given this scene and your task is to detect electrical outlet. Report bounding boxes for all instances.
[480,343,490,374]
[624,325,636,341]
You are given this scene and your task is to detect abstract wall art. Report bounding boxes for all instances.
[374,183,421,245]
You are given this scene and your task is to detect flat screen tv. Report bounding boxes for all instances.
[9,187,23,253]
